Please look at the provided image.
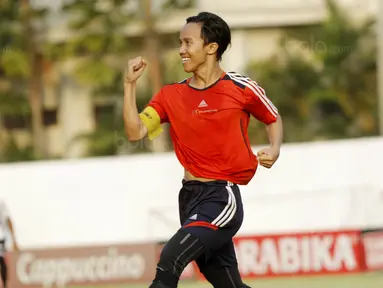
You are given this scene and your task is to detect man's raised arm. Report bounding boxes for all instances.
[123,57,148,141]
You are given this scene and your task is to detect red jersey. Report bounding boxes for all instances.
[145,71,278,185]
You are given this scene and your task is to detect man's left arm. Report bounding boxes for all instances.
[243,79,283,168]
[266,115,283,149]
[259,115,283,168]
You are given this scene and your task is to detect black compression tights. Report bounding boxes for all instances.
[0,256,7,288]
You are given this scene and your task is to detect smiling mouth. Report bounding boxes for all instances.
[182,58,190,63]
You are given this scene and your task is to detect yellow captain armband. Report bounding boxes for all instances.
[139,106,163,140]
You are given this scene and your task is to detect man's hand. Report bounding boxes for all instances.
[125,56,147,84]
[257,146,280,169]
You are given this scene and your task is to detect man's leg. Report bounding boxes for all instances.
[0,256,7,288]
[196,240,251,288]
[149,229,205,288]
[149,218,243,287]
[149,181,244,288]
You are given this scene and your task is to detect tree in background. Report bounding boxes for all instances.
[60,0,194,157]
[246,0,377,144]
[0,0,49,161]
[5,0,374,160]
[52,0,134,157]
[139,0,195,153]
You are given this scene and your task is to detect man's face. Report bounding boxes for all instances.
[179,23,209,73]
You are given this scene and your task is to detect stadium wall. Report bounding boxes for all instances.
[0,137,382,249]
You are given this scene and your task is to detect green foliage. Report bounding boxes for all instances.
[0,0,50,162]
[161,0,195,10]
[55,0,135,156]
[0,2,31,116]
[72,103,152,157]
[60,0,190,157]
[57,0,134,89]
[74,60,120,87]
[73,116,121,157]
[246,0,378,143]
[1,48,31,77]
[0,137,39,163]
[0,92,30,115]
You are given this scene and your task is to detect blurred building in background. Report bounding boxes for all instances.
[0,0,378,159]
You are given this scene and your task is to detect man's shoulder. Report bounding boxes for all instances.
[160,78,188,93]
[164,78,189,87]
[161,78,188,98]
[176,78,188,84]
[223,71,256,89]
[223,71,264,97]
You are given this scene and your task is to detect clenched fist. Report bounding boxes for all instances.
[257,146,280,169]
[125,56,147,84]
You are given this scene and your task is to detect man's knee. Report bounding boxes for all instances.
[149,280,171,288]
[158,229,204,277]
[151,229,204,288]
[201,265,250,288]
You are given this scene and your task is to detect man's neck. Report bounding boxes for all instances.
[190,64,223,89]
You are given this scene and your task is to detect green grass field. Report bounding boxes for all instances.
[70,273,383,288]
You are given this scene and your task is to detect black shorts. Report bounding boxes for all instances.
[178,180,244,270]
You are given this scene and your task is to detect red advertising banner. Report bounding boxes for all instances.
[6,229,368,286]
[190,230,364,280]
[362,230,383,271]
[233,230,364,278]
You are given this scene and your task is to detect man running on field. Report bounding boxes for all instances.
[123,11,283,288]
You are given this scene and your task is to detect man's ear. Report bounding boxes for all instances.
[207,42,219,56]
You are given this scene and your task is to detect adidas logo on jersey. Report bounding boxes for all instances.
[198,100,208,108]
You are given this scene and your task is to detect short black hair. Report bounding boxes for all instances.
[186,12,231,62]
